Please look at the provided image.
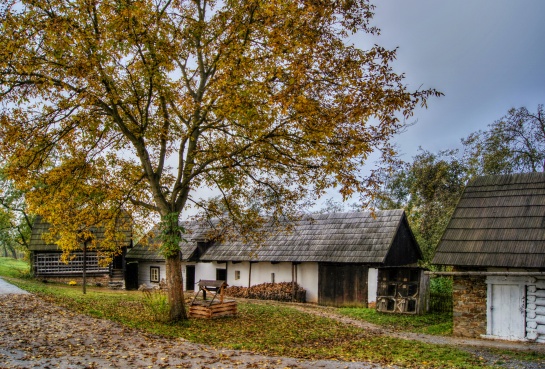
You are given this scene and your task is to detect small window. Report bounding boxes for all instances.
[150,266,160,283]
[271,272,275,283]
[235,270,241,280]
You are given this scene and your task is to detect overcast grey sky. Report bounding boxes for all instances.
[360,0,545,159]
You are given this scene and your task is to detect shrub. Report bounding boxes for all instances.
[141,288,170,322]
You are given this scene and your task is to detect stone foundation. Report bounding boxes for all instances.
[36,275,111,287]
[452,275,487,338]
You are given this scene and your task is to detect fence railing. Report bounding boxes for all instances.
[429,292,453,313]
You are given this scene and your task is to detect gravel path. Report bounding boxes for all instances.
[0,278,30,295]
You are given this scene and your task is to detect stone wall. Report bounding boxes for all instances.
[452,275,487,337]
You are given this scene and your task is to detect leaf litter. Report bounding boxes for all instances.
[0,294,391,369]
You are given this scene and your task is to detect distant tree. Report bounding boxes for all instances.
[0,0,438,320]
[463,105,545,175]
[377,149,467,264]
[0,171,33,259]
[314,197,346,214]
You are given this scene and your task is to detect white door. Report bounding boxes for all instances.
[490,283,525,339]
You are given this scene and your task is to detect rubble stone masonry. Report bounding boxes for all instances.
[452,275,487,337]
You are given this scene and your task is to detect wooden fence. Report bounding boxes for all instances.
[429,292,453,313]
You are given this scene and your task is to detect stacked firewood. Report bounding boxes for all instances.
[225,282,306,302]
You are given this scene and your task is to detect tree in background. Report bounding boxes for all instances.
[0,171,33,259]
[0,0,438,320]
[377,150,467,264]
[379,104,545,266]
[463,105,545,175]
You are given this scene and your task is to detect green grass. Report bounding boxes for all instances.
[340,306,453,335]
[0,256,30,278]
[0,258,499,368]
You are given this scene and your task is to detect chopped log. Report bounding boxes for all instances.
[225,282,306,302]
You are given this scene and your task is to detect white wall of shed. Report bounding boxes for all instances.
[251,262,292,285]
[298,262,319,303]
[368,268,378,303]
[195,261,226,281]
[137,261,166,288]
[228,262,250,287]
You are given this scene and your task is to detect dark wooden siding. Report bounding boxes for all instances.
[318,263,368,307]
[384,218,420,266]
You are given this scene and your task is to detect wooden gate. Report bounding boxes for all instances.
[318,263,368,307]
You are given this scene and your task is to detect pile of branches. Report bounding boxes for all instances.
[225,282,306,302]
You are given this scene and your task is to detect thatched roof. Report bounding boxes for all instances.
[433,172,545,268]
[29,215,133,252]
[128,210,421,265]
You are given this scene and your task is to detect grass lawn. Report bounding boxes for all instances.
[0,256,30,278]
[340,306,453,335]
[0,257,508,368]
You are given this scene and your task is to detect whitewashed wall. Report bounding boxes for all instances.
[251,262,292,285]
[298,262,319,303]
[222,261,320,303]
[195,261,227,281]
[368,268,378,303]
[228,261,250,287]
[137,261,167,287]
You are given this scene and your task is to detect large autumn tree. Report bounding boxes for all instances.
[0,0,438,320]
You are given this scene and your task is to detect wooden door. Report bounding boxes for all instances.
[318,263,368,307]
[124,262,139,290]
[490,283,525,339]
[185,265,196,291]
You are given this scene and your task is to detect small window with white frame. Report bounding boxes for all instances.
[235,270,241,280]
[271,272,275,283]
[150,266,160,283]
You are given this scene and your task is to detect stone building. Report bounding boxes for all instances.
[433,172,545,342]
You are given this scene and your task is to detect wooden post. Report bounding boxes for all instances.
[248,262,252,288]
[82,240,87,295]
[291,263,295,301]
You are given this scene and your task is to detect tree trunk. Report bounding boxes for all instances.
[166,254,188,321]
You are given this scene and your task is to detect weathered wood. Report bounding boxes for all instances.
[190,299,236,318]
[189,299,237,319]
[318,263,367,307]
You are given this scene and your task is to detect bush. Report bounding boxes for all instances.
[141,288,170,322]
[430,276,452,294]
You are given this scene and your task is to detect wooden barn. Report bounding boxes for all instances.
[29,216,133,288]
[128,210,426,309]
[433,172,545,341]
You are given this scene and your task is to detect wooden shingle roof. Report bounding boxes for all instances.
[29,216,132,252]
[433,172,545,268]
[200,210,420,264]
[126,210,421,265]
[125,221,215,261]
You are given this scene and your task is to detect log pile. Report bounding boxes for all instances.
[225,282,306,302]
